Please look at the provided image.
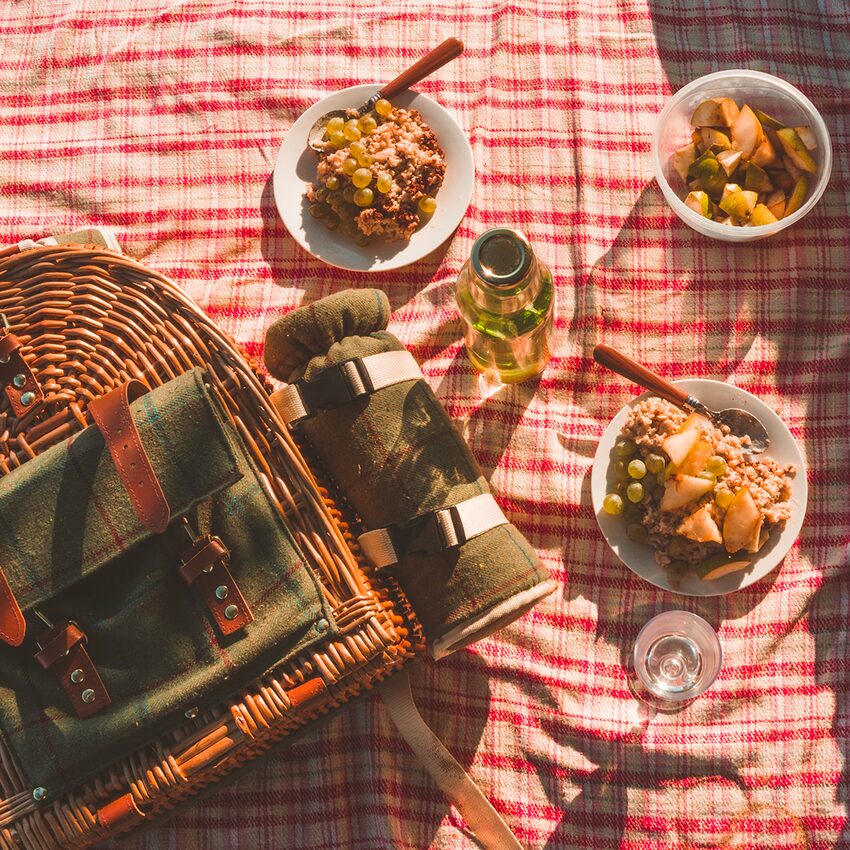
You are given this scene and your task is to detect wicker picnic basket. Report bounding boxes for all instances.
[0,242,425,849]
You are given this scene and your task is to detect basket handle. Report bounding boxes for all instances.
[90,381,171,534]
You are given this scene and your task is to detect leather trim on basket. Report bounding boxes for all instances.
[96,793,150,830]
[0,566,25,646]
[89,381,170,534]
[0,330,44,417]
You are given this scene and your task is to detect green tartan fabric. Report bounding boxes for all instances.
[264,290,550,644]
[0,368,335,795]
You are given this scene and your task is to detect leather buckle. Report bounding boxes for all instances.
[389,506,467,559]
[292,358,374,424]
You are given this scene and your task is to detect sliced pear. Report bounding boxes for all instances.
[691,128,704,149]
[744,516,764,553]
[716,149,743,177]
[730,104,764,159]
[744,163,773,194]
[695,554,752,581]
[678,438,714,476]
[716,216,735,226]
[765,188,786,220]
[746,525,770,554]
[776,127,818,174]
[722,487,760,553]
[687,151,725,198]
[784,175,810,216]
[677,505,723,544]
[661,429,701,468]
[771,168,797,191]
[719,185,756,220]
[700,127,731,151]
[684,191,711,217]
[660,475,716,512]
[671,142,700,183]
[752,108,784,131]
[794,125,817,151]
[691,97,738,128]
[750,203,778,226]
[750,135,778,168]
[680,412,712,433]
[781,154,803,182]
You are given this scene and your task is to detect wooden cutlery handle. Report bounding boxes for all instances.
[592,344,691,408]
[379,37,464,100]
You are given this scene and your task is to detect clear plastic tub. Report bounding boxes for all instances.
[652,70,832,241]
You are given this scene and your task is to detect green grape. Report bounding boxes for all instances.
[376,173,393,193]
[626,523,648,543]
[645,453,665,474]
[352,168,373,189]
[325,175,340,191]
[349,141,366,160]
[342,157,358,176]
[314,186,328,202]
[418,196,437,214]
[715,489,735,509]
[328,131,346,148]
[614,460,630,481]
[358,114,378,134]
[353,187,374,207]
[326,116,345,134]
[626,482,645,503]
[697,470,717,485]
[602,493,624,515]
[356,151,374,167]
[375,98,392,117]
[623,501,643,521]
[614,481,629,496]
[615,438,637,458]
[354,231,371,246]
[705,455,728,476]
[627,459,646,480]
[342,186,356,203]
[324,214,340,231]
[308,203,325,218]
[343,120,362,141]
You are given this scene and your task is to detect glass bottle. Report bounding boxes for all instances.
[455,228,555,384]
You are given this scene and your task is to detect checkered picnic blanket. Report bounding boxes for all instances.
[1,0,848,847]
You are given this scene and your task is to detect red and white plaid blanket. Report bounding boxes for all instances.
[1,0,848,847]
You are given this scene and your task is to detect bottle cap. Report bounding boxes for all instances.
[471,228,532,288]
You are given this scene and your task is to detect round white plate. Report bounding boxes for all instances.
[591,379,807,596]
[273,84,474,272]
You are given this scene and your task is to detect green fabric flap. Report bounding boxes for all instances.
[0,369,337,794]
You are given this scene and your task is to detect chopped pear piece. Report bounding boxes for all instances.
[750,203,778,226]
[771,169,797,191]
[746,525,770,554]
[784,175,810,216]
[752,108,784,131]
[716,148,743,176]
[750,135,778,168]
[695,554,752,581]
[782,155,803,181]
[716,216,734,226]
[719,185,757,219]
[765,188,786,220]
[660,475,716,512]
[684,191,711,217]
[722,487,760,553]
[744,516,764,553]
[700,127,731,151]
[730,104,764,159]
[661,429,701,468]
[680,412,712,433]
[677,505,723,544]
[794,125,817,151]
[744,163,773,194]
[678,438,714,476]
[687,151,726,198]
[671,142,700,182]
[776,127,818,174]
[691,97,738,128]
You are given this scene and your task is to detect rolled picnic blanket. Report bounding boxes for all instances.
[264,289,556,659]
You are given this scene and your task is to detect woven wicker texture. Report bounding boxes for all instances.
[0,245,424,849]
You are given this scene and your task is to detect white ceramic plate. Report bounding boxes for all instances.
[591,380,807,596]
[273,84,474,272]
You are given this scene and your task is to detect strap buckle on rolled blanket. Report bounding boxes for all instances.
[359,493,509,569]
[273,350,422,426]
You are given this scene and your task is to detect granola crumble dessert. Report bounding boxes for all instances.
[601,397,796,583]
[306,97,446,244]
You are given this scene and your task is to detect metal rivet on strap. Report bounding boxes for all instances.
[20,391,35,406]
[184,706,199,719]
[70,668,84,684]
[32,787,47,802]
[81,689,96,704]
[12,374,26,389]
[215,585,229,600]
[316,618,329,633]
[0,356,8,365]
[224,604,238,620]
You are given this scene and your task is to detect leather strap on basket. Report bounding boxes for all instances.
[0,323,44,417]
[0,567,25,646]
[89,380,170,534]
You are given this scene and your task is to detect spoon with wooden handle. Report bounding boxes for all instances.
[593,344,769,453]
[307,37,464,151]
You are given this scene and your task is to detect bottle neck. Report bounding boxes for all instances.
[469,256,542,313]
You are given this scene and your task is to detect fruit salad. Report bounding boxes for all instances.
[670,97,818,227]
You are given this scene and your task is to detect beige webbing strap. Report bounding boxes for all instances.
[379,670,525,850]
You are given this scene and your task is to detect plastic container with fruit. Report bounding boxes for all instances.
[653,70,832,241]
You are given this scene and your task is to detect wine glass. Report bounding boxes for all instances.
[632,611,722,707]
